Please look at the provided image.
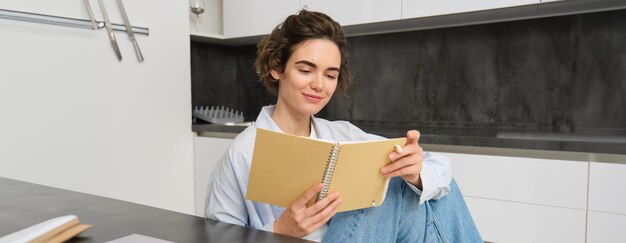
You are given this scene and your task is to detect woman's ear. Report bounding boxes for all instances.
[270,69,281,80]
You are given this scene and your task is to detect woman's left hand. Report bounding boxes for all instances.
[381,130,423,189]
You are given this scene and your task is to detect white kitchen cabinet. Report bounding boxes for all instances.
[440,152,588,209]
[223,0,300,38]
[588,162,626,215]
[193,136,233,217]
[466,197,586,243]
[402,0,540,19]
[434,150,589,242]
[301,0,401,26]
[194,0,623,44]
[586,162,626,243]
[587,211,626,243]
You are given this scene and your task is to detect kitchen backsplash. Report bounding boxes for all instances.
[191,43,272,122]
[191,9,626,133]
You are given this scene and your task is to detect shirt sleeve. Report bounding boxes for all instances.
[404,151,452,204]
[205,150,249,226]
[260,221,275,232]
[261,222,326,242]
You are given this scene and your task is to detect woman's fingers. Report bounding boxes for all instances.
[406,130,420,145]
[276,185,339,237]
[387,143,417,161]
[305,191,339,215]
[381,130,424,187]
[387,130,420,162]
[383,163,421,178]
[382,158,416,175]
[306,197,341,230]
[383,145,421,173]
[302,192,342,230]
[292,183,323,210]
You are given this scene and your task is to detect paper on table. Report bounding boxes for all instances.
[105,234,175,243]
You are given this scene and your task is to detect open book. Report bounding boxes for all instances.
[0,215,91,243]
[246,128,406,212]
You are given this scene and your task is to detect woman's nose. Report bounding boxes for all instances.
[310,73,324,91]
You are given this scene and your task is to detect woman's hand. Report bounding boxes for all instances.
[274,183,342,238]
[381,130,424,189]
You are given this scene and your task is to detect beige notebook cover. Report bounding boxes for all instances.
[246,128,406,212]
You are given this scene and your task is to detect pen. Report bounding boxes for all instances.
[394,144,403,153]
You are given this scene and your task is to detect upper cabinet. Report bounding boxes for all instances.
[223,0,300,38]
[301,0,401,26]
[402,0,540,19]
[192,0,626,45]
[223,0,401,38]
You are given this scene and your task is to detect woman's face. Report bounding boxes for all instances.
[272,38,341,117]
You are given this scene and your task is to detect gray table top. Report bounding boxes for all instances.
[0,177,310,243]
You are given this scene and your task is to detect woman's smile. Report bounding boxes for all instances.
[302,93,323,103]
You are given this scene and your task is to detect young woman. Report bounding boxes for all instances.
[205,10,482,242]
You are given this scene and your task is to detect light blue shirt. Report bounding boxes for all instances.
[205,105,452,239]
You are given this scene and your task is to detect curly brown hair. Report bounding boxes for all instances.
[255,10,351,95]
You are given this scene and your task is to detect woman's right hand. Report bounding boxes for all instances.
[274,183,342,238]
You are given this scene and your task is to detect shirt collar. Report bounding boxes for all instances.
[254,105,282,132]
[255,105,320,138]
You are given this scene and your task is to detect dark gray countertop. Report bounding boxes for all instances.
[192,123,626,155]
[0,177,311,243]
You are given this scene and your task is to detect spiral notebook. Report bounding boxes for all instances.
[246,128,406,212]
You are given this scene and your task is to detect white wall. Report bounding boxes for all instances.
[0,0,194,214]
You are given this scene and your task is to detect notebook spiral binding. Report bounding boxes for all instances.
[318,142,341,202]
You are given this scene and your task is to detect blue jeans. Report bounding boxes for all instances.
[323,178,482,242]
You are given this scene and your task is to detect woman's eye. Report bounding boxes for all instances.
[326,75,337,80]
[299,69,311,74]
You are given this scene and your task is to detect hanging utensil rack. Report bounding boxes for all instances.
[0,8,148,36]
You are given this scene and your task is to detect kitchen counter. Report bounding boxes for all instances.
[192,123,626,156]
[0,177,309,243]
